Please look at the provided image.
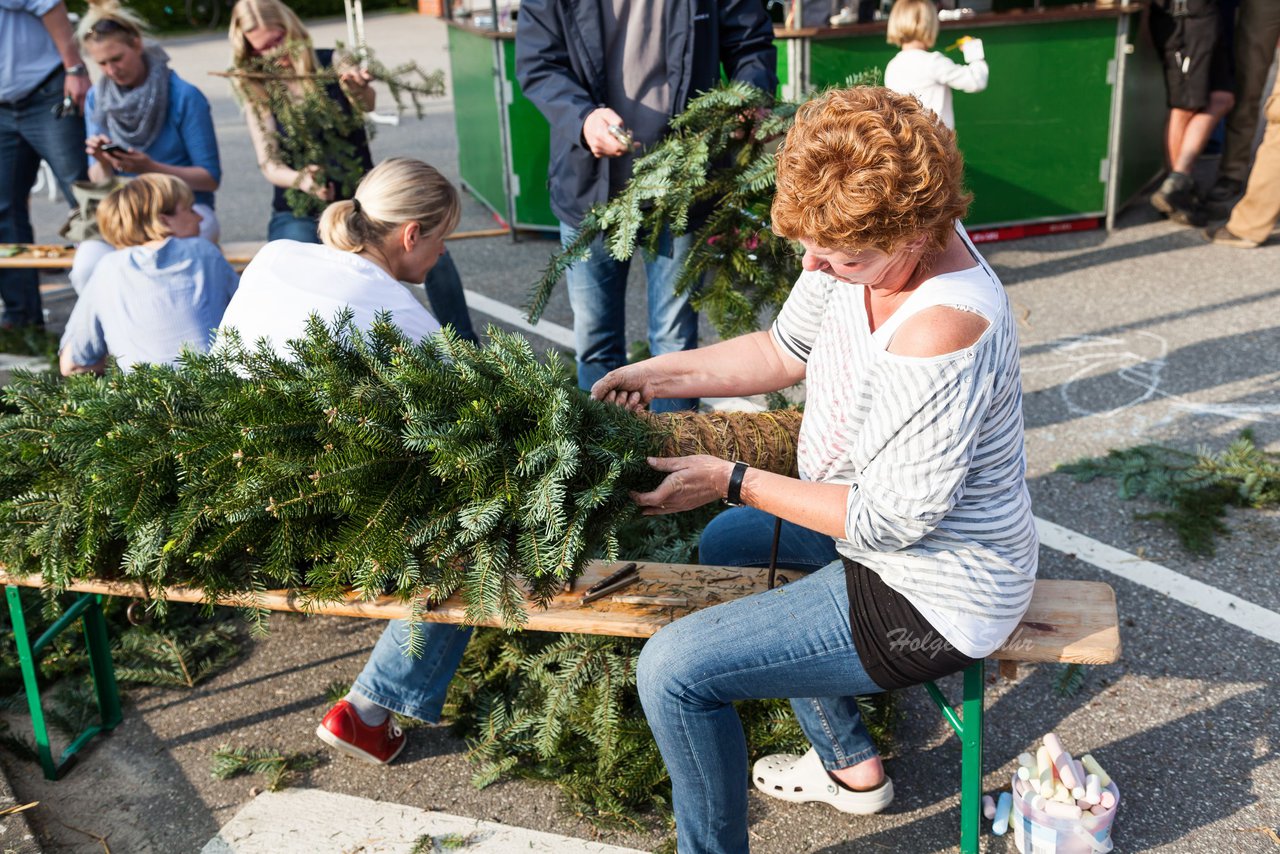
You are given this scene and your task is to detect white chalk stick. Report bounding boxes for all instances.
[1085,774,1101,805]
[1044,800,1082,820]
[1018,752,1036,769]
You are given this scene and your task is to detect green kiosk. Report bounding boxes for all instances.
[445,1,1164,238]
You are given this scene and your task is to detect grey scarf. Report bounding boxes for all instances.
[92,44,171,151]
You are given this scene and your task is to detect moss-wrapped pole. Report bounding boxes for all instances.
[649,409,803,478]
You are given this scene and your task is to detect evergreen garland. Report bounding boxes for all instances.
[1058,430,1279,555]
[0,317,800,627]
[526,73,880,341]
[226,43,445,218]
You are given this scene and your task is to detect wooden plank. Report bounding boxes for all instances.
[0,243,262,272]
[0,566,1120,665]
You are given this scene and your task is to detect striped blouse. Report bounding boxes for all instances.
[770,226,1037,658]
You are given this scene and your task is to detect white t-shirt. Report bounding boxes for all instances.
[884,48,989,130]
[217,240,441,358]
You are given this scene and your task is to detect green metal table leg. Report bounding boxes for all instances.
[4,587,122,780]
[959,660,985,854]
[81,594,122,731]
[5,585,59,780]
[924,659,986,854]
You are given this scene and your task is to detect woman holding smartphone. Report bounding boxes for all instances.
[70,0,221,292]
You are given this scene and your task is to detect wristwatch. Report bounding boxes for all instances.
[724,460,749,507]
[64,63,88,77]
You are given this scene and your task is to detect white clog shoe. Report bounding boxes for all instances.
[752,747,894,814]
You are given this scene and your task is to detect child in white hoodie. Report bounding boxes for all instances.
[884,0,988,130]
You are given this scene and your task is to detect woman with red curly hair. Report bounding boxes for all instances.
[593,86,1037,853]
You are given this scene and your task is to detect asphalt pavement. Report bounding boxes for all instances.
[5,12,1279,853]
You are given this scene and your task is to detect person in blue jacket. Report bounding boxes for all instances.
[70,0,222,292]
[514,0,777,410]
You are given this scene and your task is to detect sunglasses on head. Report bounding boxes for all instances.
[90,18,134,37]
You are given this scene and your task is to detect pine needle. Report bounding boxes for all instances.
[210,744,320,791]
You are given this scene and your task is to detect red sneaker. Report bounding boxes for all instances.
[315,700,406,765]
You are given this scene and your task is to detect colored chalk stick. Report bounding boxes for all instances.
[1100,790,1116,809]
[983,794,996,820]
[993,792,1012,835]
[1090,803,1108,816]
[1044,800,1083,820]
[1018,752,1036,768]
[1018,766,1031,781]
[1082,753,1112,788]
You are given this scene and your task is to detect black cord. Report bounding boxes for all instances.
[767,516,782,590]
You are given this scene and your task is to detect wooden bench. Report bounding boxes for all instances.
[0,241,264,272]
[0,563,1120,854]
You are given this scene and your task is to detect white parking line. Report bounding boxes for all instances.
[1036,516,1280,646]
[463,288,575,349]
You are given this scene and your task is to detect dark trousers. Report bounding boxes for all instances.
[1219,0,1280,183]
[0,69,88,326]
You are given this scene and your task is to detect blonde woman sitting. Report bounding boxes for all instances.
[60,173,238,376]
[218,157,469,766]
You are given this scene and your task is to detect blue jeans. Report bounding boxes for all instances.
[267,210,320,243]
[638,559,885,854]
[560,222,698,413]
[0,69,87,326]
[423,250,478,344]
[352,619,475,722]
[699,506,840,571]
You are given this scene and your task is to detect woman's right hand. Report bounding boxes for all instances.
[297,165,335,201]
[591,363,659,413]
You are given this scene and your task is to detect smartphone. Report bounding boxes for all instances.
[99,142,127,155]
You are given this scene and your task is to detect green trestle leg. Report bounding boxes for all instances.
[924,659,985,854]
[5,586,122,780]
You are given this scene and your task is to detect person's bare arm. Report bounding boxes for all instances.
[40,2,89,109]
[591,330,805,412]
[244,107,331,199]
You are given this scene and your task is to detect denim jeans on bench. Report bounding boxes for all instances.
[645,506,884,854]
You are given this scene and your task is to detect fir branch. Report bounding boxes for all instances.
[0,317,804,629]
[526,73,881,341]
[1058,430,1280,554]
[210,743,320,791]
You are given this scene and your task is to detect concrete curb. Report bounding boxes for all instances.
[200,787,650,853]
[0,758,42,853]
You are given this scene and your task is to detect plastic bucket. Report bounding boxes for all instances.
[1010,772,1119,854]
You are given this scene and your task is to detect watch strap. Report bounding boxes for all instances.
[725,460,749,507]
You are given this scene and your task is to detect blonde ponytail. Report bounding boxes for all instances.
[318,199,366,252]
[318,158,461,254]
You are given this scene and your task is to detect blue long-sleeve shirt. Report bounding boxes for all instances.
[86,69,221,208]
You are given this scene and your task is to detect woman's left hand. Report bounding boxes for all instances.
[631,455,734,516]
[104,148,155,174]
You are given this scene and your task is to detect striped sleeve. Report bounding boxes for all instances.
[770,271,829,363]
[842,344,1000,552]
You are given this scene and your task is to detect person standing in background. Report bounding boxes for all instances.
[514,0,778,411]
[1207,82,1280,248]
[0,0,90,328]
[1204,0,1280,214]
[883,0,988,131]
[227,0,477,342]
[1147,0,1236,226]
